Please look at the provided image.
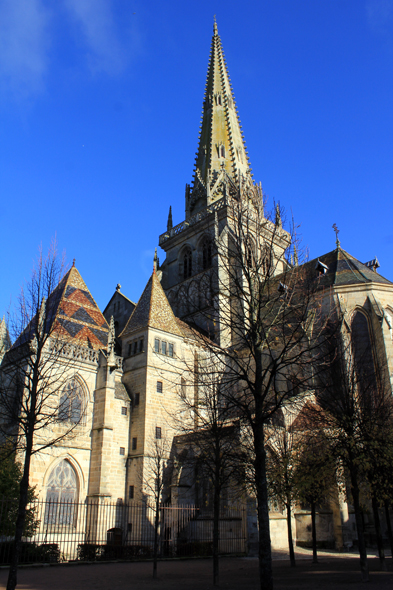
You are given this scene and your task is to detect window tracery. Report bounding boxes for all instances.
[245,239,255,269]
[45,460,78,525]
[58,378,84,424]
[351,310,376,399]
[261,246,272,276]
[182,248,193,279]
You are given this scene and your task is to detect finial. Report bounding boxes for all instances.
[259,182,264,217]
[167,205,173,232]
[214,210,219,241]
[293,244,299,267]
[185,184,190,220]
[275,204,282,228]
[38,297,46,337]
[332,223,340,247]
[107,316,117,369]
[213,15,218,35]
[153,248,158,273]
[72,258,75,267]
[116,283,121,292]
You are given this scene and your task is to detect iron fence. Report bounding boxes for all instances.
[0,498,247,564]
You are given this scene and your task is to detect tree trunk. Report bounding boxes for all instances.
[254,422,273,590]
[371,495,386,570]
[286,500,296,567]
[153,496,160,579]
[384,501,393,561]
[311,500,318,564]
[350,468,369,582]
[213,478,220,586]
[7,435,33,590]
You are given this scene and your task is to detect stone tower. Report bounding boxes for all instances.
[159,20,289,342]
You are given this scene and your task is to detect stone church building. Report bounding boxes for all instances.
[2,22,393,552]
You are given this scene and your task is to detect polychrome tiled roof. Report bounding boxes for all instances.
[14,266,109,350]
[52,266,109,349]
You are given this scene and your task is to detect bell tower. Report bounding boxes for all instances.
[158,20,287,341]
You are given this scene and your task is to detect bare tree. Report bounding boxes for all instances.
[0,241,85,590]
[367,424,393,564]
[139,436,171,579]
[265,419,298,567]
[0,443,38,538]
[185,192,330,590]
[293,428,337,564]
[359,398,393,571]
[315,313,393,581]
[174,357,245,586]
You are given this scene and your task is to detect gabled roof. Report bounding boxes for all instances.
[303,247,392,289]
[120,272,183,338]
[103,288,136,315]
[53,266,109,349]
[14,265,109,351]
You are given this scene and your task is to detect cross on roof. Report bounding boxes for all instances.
[332,223,340,247]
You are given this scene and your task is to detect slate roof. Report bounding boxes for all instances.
[103,289,136,315]
[14,266,109,350]
[115,381,131,401]
[303,248,392,289]
[120,272,183,338]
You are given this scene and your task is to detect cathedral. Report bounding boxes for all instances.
[2,21,393,553]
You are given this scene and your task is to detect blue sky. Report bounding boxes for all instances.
[1,0,392,315]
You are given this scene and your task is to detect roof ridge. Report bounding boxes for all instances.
[120,275,153,337]
[148,273,155,326]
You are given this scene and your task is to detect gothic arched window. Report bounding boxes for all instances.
[45,460,78,525]
[201,237,212,270]
[261,247,272,277]
[351,311,376,401]
[245,239,255,269]
[58,378,83,424]
[183,248,192,279]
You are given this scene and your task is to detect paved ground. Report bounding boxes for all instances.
[0,550,392,590]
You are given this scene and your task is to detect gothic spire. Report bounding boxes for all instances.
[189,20,252,215]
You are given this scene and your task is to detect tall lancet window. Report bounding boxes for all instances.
[45,460,78,525]
[245,239,255,269]
[58,378,83,424]
[351,311,376,403]
[183,248,193,279]
[201,237,212,270]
